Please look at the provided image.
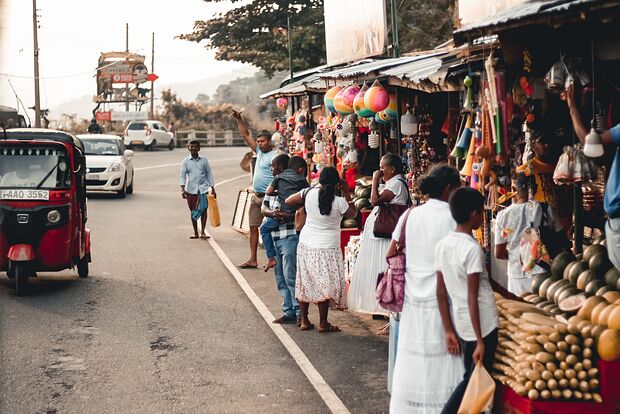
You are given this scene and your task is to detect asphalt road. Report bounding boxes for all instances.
[0,147,390,414]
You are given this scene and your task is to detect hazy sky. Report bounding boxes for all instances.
[0,0,256,118]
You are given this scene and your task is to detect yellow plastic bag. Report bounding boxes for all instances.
[458,363,496,414]
[208,193,221,227]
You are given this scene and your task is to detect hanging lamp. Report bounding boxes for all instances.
[583,40,604,158]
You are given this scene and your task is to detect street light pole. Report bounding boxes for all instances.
[32,0,41,127]
[125,23,129,112]
[287,15,294,83]
[150,32,155,119]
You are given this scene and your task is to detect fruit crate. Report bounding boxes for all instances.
[494,360,620,413]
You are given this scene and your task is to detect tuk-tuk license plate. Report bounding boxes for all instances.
[0,189,50,201]
[131,140,142,145]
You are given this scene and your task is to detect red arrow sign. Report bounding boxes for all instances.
[146,73,159,82]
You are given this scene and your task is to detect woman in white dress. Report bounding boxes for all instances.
[348,154,410,323]
[286,166,357,332]
[388,164,465,413]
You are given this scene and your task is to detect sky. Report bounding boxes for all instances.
[0,0,256,120]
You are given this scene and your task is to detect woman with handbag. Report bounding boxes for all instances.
[285,167,357,332]
[348,154,410,329]
[388,164,465,414]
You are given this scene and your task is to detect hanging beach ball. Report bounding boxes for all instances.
[385,94,398,119]
[276,97,288,111]
[353,83,374,118]
[364,80,390,113]
[334,87,354,115]
[324,86,342,114]
[375,110,392,124]
[342,84,360,109]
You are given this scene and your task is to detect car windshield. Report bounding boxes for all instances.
[83,139,121,156]
[0,145,71,189]
[128,122,147,130]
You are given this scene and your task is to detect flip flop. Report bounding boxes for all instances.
[238,263,258,269]
[299,323,314,331]
[318,323,341,333]
[189,235,200,239]
[200,235,211,239]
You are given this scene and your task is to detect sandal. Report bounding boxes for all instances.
[189,235,200,239]
[238,263,258,269]
[317,323,341,333]
[376,323,390,336]
[299,323,315,331]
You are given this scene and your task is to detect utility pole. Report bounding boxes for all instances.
[390,0,400,58]
[287,15,293,83]
[150,32,155,119]
[125,23,129,111]
[32,0,41,127]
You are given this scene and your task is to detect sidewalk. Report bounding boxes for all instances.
[209,186,391,413]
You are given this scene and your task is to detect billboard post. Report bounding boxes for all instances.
[323,0,387,66]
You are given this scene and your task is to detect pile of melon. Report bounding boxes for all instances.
[342,183,373,228]
[524,238,620,362]
[494,295,602,402]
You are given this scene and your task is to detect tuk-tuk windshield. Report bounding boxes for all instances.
[0,146,71,189]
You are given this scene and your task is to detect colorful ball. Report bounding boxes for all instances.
[375,111,392,124]
[276,97,288,111]
[334,87,354,115]
[353,83,374,118]
[324,86,342,114]
[364,80,390,113]
[342,84,360,108]
[384,94,398,119]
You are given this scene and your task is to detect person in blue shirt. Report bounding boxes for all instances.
[180,140,215,240]
[567,84,620,269]
[231,109,276,269]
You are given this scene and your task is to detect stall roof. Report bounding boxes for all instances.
[454,0,620,44]
[259,73,327,99]
[317,56,424,81]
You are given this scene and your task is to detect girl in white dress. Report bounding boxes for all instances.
[349,154,410,322]
[388,165,465,414]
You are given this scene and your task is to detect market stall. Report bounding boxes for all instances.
[453,0,620,411]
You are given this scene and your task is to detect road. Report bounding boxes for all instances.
[0,147,390,414]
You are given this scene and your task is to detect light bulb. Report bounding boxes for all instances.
[583,127,604,158]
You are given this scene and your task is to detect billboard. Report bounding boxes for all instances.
[324,0,386,66]
[458,0,527,27]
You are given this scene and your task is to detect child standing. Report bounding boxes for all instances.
[435,187,499,413]
[261,155,309,271]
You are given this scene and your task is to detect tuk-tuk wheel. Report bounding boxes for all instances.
[14,263,29,296]
[77,256,89,278]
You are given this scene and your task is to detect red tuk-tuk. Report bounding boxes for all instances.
[0,129,91,295]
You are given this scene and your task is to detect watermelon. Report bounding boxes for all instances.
[605,268,620,288]
[568,262,589,285]
[577,270,593,290]
[586,280,607,295]
[551,251,576,278]
[584,244,607,263]
[531,273,551,295]
[559,294,587,313]
[341,218,358,228]
[354,198,372,210]
[590,252,613,280]
[539,276,561,298]
[358,186,372,199]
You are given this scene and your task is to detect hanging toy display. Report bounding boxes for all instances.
[364,80,390,113]
[385,94,398,119]
[375,110,392,124]
[401,106,434,200]
[324,86,342,114]
[342,84,360,111]
[463,76,474,111]
[400,106,418,136]
[334,87,354,116]
[276,97,288,111]
[353,82,374,118]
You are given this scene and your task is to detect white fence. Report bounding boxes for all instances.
[176,130,246,147]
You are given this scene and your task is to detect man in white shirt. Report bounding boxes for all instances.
[180,140,215,239]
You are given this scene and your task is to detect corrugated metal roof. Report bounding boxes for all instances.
[381,53,446,82]
[454,0,620,44]
[259,73,327,99]
[317,56,423,80]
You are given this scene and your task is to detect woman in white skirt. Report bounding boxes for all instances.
[348,154,410,325]
[387,164,465,413]
[286,166,357,332]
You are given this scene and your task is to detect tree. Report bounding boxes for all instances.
[391,0,455,53]
[180,0,326,77]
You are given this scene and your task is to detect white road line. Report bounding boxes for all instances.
[206,237,351,414]
[215,174,249,187]
[134,157,241,171]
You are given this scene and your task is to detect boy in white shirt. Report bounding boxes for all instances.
[435,187,499,413]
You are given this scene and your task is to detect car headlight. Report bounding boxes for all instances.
[108,161,122,172]
[47,210,61,224]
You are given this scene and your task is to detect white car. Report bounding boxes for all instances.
[78,134,135,198]
[124,120,175,151]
